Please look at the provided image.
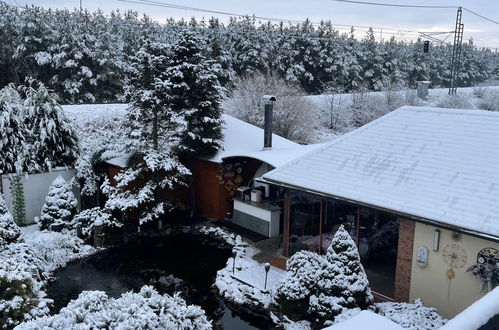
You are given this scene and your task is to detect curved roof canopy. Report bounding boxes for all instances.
[205,114,321,167]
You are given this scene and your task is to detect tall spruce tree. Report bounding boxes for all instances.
[23,83,79,172]
[309,225,373,321]
[166,29,224,160]
[0,85,28,175]
[103,40,189,225]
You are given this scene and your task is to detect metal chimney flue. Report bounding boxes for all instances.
[262,95,276,149]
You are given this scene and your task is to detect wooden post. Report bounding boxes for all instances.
[356,207,361,247]
[319,199,324,254]
[283,190,291,257]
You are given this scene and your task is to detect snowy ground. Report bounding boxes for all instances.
[1,225,97,326]
[231,264,284,292]
[197,225,276,309]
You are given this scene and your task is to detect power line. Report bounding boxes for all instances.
[462,7,499,25]
[329,0,499,26]
[117,0,451,37]
[329,0,455,9]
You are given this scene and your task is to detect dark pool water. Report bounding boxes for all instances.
[47,233,273,329]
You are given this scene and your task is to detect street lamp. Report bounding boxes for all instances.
[264,263,271,290]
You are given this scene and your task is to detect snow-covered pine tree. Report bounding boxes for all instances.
[103,40,189,225]
[0,84,31,175]
[37,176,78,231]
[0,194,21,247]
[167,29,224,160]
[309,225,373,321]
[23,83,79,172]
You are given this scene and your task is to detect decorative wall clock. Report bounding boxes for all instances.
[443,243,467,269]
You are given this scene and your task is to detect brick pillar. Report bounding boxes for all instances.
[394,218,415,302]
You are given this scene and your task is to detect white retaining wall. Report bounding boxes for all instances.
[0,167,80,225]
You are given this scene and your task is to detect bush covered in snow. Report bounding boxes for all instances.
[273,250,323,317]
[70,206,122,240]
[309,226,373,322]
[224,72,319,143]
[0,258,43,329]
[28,231,95,272]
[0,227,96,328]
[37,176,77,231]
[0,194,21,247]
[16,286,212,330]
[436,94,473,109]
[478,91,499,111]
[376,299,447,330]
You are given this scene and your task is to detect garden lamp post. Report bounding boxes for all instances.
[264,263,271,290]
[232,250,237,274]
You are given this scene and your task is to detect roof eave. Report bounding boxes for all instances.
[257,176,499,243]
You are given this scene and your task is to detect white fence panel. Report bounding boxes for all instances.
[0,167,80,225]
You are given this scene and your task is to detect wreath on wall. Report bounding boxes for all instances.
[467,247,499,292]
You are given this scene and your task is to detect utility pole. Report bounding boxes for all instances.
[449,7,464,95]
[79,0,82,10]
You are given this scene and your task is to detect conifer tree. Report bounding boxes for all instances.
[23,83,79,172]
[37,176,78,230]
[103,40,189,225]
[0,85,28,175]
[167,29,224,160]
[0,194,21,247]
[309,225,373,321]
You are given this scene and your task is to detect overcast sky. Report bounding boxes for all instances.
[10,0,499,49]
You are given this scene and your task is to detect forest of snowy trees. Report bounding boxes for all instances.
[1,2,498,104]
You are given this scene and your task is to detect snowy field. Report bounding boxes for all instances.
[62,85,499,150]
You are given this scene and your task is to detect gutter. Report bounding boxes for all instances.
[256,176,499,244]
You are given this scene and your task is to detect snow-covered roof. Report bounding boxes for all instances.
[263,106,499,239]
[323,311,403,330]
[106,154,133,168]
[205,114,321,167]
[440,286,499,330]
[103,111,320,168]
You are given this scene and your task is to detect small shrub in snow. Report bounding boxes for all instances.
[436,94,472,109]
[273,250,323,317]
[0,194,21,247]
[376,299,447,330]
[0,258,40,329]
[29,231,95,271]
[17,286,212,330]
[478,91,499,111]
[309,226,373,322]
[37,176,77,231]
[71,207,122,240]
[473,86,488,99]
